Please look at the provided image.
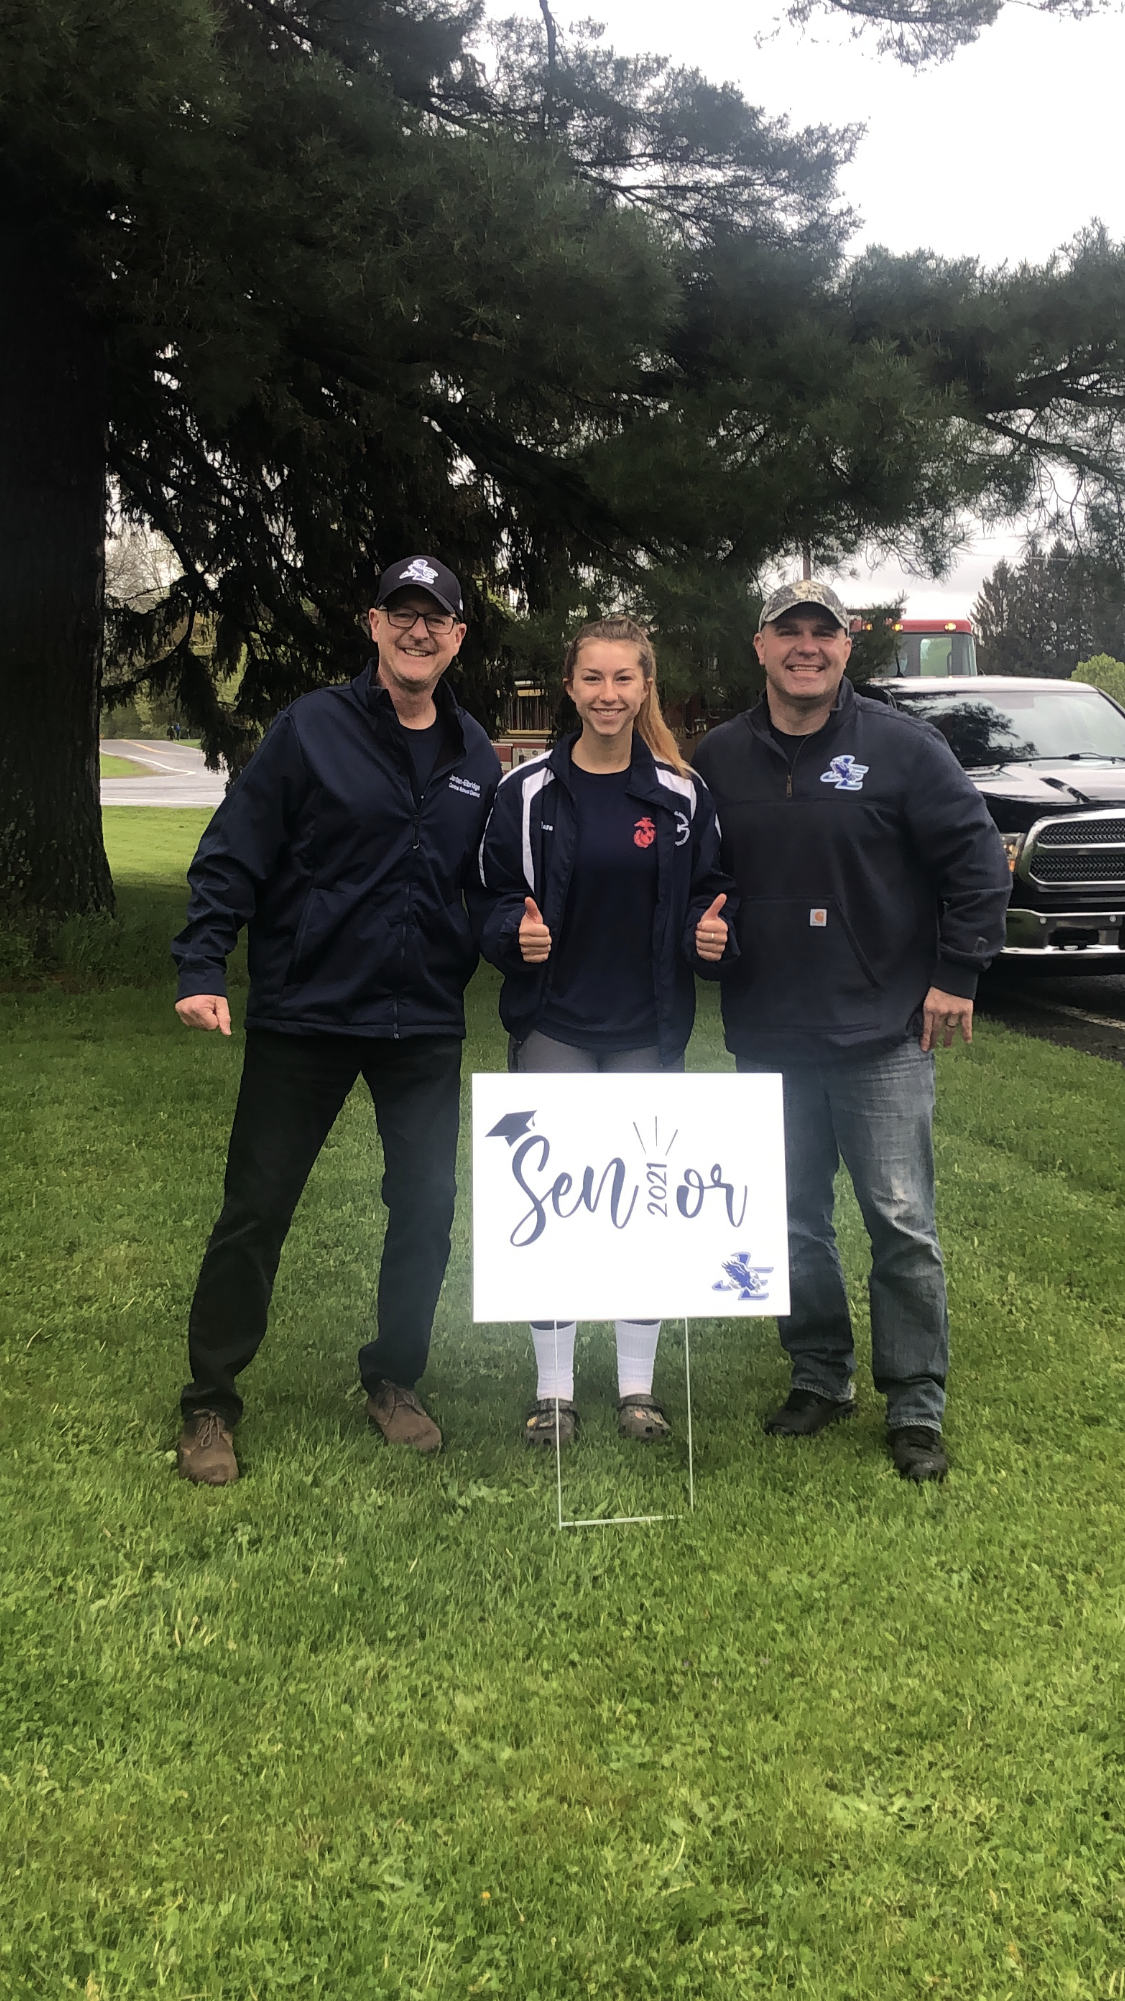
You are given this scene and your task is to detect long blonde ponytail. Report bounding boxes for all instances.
[563,617,690,776]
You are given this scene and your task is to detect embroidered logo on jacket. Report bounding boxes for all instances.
[448,775,480,798]
[633,816,657,848]
[674,810,690,847]
[819,753,869,792]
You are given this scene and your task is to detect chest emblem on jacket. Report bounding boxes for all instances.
[633,816,656,848]
[820,753,869,792]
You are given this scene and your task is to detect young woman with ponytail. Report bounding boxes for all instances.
[477,617,737,1448]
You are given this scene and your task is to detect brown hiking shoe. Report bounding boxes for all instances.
[366,1381,442,1454]
[177,1410,238,1485]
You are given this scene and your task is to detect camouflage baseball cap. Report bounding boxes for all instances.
[757,578,849,631]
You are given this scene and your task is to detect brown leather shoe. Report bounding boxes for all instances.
[366,1381,442,1453]
[177,1410,239,1485]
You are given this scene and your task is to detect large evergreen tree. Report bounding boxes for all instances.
[2,0,872,923]
[0,0,676,920]
[7,1,1125,922]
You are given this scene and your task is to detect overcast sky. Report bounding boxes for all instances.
[495,0,1125,614]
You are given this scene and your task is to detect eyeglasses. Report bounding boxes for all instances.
[382,606,457,636]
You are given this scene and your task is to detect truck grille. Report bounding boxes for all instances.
[1031,850,1125,882]
[1036,817,1125,846]
[1023,810,1125,887]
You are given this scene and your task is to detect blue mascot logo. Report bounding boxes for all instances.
[820,754,868,792]
[713,1252,772,1302]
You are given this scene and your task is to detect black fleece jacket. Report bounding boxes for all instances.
[692,679,1010,1064]
[476,733,736,1068]
[172,665,500,1037]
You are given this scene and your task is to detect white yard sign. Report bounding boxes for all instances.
[472,1073,789,1324]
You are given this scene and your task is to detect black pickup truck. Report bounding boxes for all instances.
[865,674,1125,969]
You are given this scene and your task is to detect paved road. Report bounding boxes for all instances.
[101,738,228,807]
[978,967,1125,1066]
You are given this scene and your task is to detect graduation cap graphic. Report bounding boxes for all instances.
[487,1110,537,1145]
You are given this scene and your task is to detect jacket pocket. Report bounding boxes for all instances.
[282,884,398,1006]
[285,886,323,986]
[736,896,881,1033]
[431,895,477,986]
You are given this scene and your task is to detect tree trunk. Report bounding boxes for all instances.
[0,215,113,925]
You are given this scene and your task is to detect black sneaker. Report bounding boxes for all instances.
[764,1389,855,1437]
[890,1426,949,1482]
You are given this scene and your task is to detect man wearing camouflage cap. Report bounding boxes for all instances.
[693,578,1010,1481]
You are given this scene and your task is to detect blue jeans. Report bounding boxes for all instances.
[738,1040,948,1430]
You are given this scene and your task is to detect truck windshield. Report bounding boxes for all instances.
[891,686,1125,766]
[892,632,977,676]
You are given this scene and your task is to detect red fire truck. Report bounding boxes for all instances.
[875,616,978,678]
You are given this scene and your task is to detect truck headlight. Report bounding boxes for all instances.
[1000,832,1025,873]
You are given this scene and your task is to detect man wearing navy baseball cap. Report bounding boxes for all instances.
[374,554,464,620]
[171,557,500,1482]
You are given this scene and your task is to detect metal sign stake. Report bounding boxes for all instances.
[556,1318,695,1530]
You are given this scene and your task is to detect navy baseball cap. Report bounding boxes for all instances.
[374,555,464,620]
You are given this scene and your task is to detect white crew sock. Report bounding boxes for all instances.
[530,1321,577,1402]
[615,1319,661,1399]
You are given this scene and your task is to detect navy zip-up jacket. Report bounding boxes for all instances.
[692,678,1010,1064]
[476,733,737,1067]
[172,664,500,1037]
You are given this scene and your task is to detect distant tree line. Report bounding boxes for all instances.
[972,532,1125,678]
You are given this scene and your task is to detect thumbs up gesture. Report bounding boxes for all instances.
[694,893,728,963]
[518,895,552,964]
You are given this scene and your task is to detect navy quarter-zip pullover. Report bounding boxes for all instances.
[172,664,500,1037]
[692,679,1010,1064]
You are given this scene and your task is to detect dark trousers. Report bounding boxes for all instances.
[183,1029,463,1424]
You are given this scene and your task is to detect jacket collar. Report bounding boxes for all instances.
[547,729,677,807]
[358,660,467,764]
[747,673,856,746]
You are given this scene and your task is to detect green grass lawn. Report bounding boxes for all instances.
[100,754,153,779]
[1,813,1124,1999]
